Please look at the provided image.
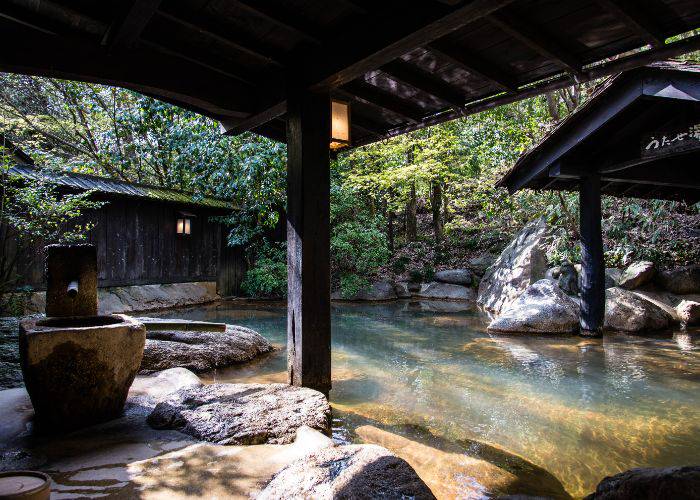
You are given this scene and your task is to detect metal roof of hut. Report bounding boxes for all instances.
[1,1,699,149]
[7,164,235,210]
[496,60,700,204]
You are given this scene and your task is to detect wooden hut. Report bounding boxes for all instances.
[3,160,246,297]
[497,61,700,335]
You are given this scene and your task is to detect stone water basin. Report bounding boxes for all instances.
[19,314,146,430]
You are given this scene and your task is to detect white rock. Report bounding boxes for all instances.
[414,282,475,301]
[488,279,580,334]
[604,287,673,332]
[677,300,700,325]
[618,261,655,290]
[477,218,555,316]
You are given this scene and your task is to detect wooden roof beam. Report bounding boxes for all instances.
[426,42,517,93]
[103,0,162,49]
[488,12,583,77]
[351,114,387,136]
[595,0,664,49]
[1,0,106,36]
[381,59,465,108]
[225,0,516,135]
[0,19,258,119]
[230,0,323,44]
[153,10,284,67]
[343,81,425,123]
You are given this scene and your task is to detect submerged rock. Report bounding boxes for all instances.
[488,279,580,334]
[477,218,555,317]
[147,383,331,445]
[656,264,700,295]
[257,444,435,500]
[618,261,655,290]
[604,288,673,332]
[585,465,700,500]
[139,324,273,374]
[434,269,472,286]
[414,282,475,301]
[677,300,700,326]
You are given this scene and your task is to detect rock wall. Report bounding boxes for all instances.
[20,281,220,315]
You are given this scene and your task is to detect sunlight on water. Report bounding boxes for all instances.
[153,301,700,499]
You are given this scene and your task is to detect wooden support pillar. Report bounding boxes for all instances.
[579,174,605,337]
[286,87,331,395]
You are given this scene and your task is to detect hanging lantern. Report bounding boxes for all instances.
[330,99,351,150]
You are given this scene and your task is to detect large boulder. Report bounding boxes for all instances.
[656,264,700,295]
[605,268,622,289]
[139,325,273,374]
[257,444,436,500]
[585,465,700,500]
[394,281,412,298]
[477,218,555,317]
[468,253,498,276]
[604,288,673,332]
[618,261,655,290]
[677,300,700,326]
[147,383,331,445]
[414,282,475,301]
[487,279,580,334]
[332,281,397,301]
[433,269,472,286]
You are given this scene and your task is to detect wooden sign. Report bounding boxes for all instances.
[641,123,700,158]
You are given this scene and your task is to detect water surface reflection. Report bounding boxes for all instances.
[152,300,700,498]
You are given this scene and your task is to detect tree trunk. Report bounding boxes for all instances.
[405,181,417,242]
[431,179,443,241]
[388,210,395,253]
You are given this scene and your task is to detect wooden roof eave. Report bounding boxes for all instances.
[497,64,700,194]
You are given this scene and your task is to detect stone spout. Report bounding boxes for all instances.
[67,280,79,298]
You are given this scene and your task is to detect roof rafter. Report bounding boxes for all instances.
[0,18,258,120]
[381,59,465,108]
[225,0,516,135]
[103,0,162,49]
[343,81,425,123]
[595,0,664,48]
[230,0,323,44]
[153,10,285,67]
[487,12,583,76]
[426,41,517,93]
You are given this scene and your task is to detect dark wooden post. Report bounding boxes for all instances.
[286,87,332,395]
[579,174,605,336]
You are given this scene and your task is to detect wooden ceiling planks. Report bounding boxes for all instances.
[0,0,698,147]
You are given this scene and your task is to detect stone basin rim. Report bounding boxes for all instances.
[22,314,142,332]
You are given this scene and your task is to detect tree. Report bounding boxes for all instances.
[0,145,103,312]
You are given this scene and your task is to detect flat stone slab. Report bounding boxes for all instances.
[147,383,331,445]
[414,282,475,301]
[257,443,436,500]
[139,325,273,374]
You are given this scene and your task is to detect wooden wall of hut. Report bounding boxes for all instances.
[3,196,248,295]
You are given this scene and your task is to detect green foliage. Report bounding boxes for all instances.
[0,146,103,307]
[240,241,287,299]
[330,184,389,297]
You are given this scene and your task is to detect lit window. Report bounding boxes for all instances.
[176,217,191,235]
